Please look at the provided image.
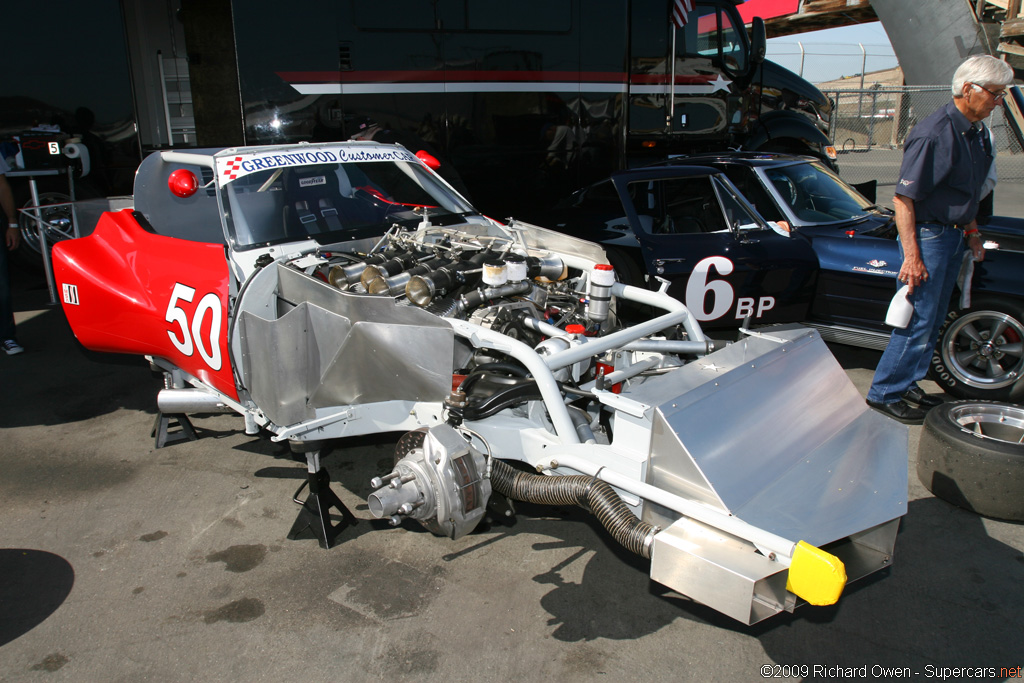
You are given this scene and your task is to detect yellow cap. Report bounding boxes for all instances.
[785,540,847,606]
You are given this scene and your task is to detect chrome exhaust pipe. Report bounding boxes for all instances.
[157,389,234,414]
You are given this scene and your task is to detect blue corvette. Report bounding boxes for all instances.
[539,153,1024,401]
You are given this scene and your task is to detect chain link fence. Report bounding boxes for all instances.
[822,86,1024,187]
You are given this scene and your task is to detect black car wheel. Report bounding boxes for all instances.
[917,400,1024,522]
[604,247,645,289]
[929,298,1024,401]
[604,247,651,323]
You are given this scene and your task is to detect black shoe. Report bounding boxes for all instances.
[866,399,927,425]
[901,385,944,408]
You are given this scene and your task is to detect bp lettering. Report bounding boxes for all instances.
[686,256,777,322]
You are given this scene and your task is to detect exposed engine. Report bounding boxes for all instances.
[314,223,616,346]
[263,220,696,540]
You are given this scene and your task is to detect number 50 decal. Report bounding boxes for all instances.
[165,282,224,371]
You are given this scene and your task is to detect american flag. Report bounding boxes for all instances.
[671,0,694,28]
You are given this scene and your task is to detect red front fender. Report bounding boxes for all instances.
[53,209,238,400]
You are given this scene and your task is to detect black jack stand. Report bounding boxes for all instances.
[151,412,198,449]
[287,447,357,549]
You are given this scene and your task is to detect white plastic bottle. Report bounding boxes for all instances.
[885,284,913,328]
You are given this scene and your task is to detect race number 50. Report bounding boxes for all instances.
[165,282,223,371]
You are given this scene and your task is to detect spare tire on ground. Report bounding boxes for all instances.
[917,400,1024,522]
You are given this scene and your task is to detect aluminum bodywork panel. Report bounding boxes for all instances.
[637,326,907,547]
[238,263,454,426]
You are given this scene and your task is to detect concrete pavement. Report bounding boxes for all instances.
[1,262,1022,682]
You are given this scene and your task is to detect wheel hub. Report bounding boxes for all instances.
[940,308,1024,391]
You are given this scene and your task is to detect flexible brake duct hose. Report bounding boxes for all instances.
[489,459,657,558]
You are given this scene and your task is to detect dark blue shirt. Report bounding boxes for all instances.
[895,100,992,225]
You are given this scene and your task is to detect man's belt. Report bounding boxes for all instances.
[916,222,970,229]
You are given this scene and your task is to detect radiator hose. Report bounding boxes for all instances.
[489,459,657,558]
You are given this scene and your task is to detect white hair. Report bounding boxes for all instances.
[951,55,1015,97]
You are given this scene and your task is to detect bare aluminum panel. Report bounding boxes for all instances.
[241,303,351,426]
[650,515,901,625]
[240,263,454,426]
[636,326,907,548]
[651,517,786,625]
[312,318,453,406]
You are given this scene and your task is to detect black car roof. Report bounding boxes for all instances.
[653,152,817,169]
[609,164,723,181]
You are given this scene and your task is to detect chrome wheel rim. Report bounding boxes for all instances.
[18,192,75,255]
[941,310,1024,390]
[947,402,1024,445]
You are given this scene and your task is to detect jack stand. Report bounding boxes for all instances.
[287,448,356,549]
[152,412,198,449]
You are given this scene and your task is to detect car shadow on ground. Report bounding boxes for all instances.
[414,487,1023,668]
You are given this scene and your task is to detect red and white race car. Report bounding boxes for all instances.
[53,142,906,625]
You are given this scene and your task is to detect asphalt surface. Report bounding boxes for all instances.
[1,250,1023,682]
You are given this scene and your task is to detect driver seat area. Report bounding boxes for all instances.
[283,165,379,237]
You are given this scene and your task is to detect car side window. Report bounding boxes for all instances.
[712,177,764,232]
[721,166,785,222]
[626,176,725,235]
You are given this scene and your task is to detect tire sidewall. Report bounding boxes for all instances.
[917,399,1024,521]
[928,300,1024,401]
[923,400,1024,459]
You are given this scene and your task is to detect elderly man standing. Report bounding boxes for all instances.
[866,54,1015,424]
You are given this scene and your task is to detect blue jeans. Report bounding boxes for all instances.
[867,224,964,404]
[0,237,15,341]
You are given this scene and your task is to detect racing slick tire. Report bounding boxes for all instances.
[928,297,1024,402]
[916,400,1024,522]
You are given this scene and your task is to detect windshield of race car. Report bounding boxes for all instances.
[762,161,874,225]
[217,148,476,249]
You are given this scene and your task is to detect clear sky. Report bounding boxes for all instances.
[766,21,898,84]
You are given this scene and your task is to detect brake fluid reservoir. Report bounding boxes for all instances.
[483,260,508,287]
[588,264,615,322]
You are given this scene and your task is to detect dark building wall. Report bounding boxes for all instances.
[179,0,245,147]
